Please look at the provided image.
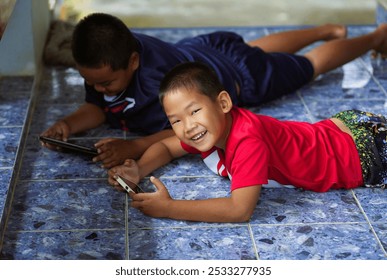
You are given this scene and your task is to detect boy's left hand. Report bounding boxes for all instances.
[130,176,172,218]
[108,159,140,192]
[93,138,132,168]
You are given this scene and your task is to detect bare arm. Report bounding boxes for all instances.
[132,177,262,223]
[62,103,106,135]
[107,135,187,185]
[40,103,106,141]
[136,135,187,178]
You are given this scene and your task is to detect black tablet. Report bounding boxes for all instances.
[39,136,98,156]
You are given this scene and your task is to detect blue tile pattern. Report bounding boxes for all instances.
[0,25,386,260]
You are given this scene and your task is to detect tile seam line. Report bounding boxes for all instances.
[359,56,387,97]
[247,223,260,260]
[0,167,13,170]
[0,125,23,129]
[351,189,387,257]
[6,221,369,234]
[9,222,367,233]
[127,221,369,231]
[7,226,234,235]
[296,91,317,123]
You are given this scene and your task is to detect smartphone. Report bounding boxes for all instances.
[115,175,144,194]
[39,136,98,156]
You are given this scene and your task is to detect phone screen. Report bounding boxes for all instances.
[115,175,144,193]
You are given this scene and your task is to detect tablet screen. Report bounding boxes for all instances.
[39,136,98,155]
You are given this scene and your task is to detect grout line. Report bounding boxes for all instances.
[126,221,370,231]
[248,221,369,227]
[6,220,371,234]
[127,223,250,231]
[247,223,260,260]
[6,220,377,235]
[296,91,317,122]
[359,56,387,98]
[0,167,13,171]
[350,189,387,257]
[0,125,24,129]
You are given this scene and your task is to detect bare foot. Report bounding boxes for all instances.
[372,23,387,58]
[321,23,347,41]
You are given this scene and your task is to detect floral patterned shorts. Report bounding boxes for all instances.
[332,110,387,188]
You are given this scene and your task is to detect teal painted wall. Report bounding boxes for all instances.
[0,0,50,76]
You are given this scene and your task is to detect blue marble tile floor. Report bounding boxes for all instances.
[0,25,386,260]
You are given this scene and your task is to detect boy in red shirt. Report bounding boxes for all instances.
[108,62,386,223]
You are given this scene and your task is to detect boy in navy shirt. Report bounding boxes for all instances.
[41,13,387,168]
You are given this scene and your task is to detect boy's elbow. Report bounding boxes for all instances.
[230,207,255,223]
[228,186,261,222]
[239,210,254,222]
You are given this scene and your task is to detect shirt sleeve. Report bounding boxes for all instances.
[229,138,270,191]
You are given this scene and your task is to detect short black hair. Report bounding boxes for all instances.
[159,62,225,106]
[71,13,138,70]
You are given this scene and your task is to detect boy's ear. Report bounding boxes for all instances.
[217,91,233,113]
[129,52,140,71]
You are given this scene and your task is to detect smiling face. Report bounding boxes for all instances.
[162,87,233,151]
[77,52,139,97]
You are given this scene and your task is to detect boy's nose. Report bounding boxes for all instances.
[184,118,196,132]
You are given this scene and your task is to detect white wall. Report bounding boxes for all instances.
[0,0,50,76]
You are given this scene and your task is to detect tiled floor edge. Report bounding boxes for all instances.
[0,69,44,252]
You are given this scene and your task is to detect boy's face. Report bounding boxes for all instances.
[77,53,139,97]
[163,88,232,151]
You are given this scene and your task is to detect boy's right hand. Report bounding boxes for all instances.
[40,120,71,149]
[93,138,138,169]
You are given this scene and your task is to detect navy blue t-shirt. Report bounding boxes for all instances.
[85,32,243,134]
[85,31,313,134]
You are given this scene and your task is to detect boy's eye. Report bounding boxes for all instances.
[99,81,111,87]
[170,119,180,125]
[192,108,201,115]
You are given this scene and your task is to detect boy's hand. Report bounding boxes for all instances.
[94,138,135,168]
[40,120,71,149]
[130,176,172,218]
[108,159,141,192]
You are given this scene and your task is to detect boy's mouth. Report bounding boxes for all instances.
[191,130,207,141]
